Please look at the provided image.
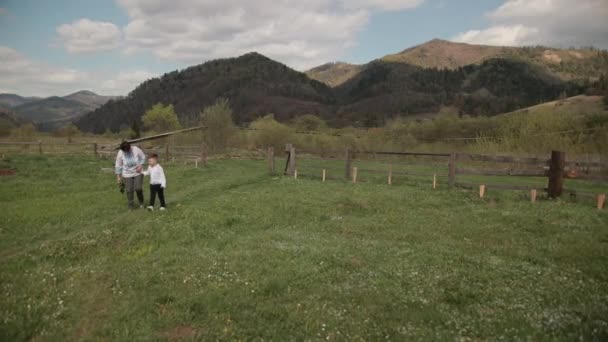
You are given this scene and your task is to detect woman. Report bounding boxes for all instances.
[115,141,146,209]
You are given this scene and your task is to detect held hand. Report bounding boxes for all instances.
[136,165,143,173]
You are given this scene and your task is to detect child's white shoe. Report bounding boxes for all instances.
[159,207,166,211]
[146,206,154,211]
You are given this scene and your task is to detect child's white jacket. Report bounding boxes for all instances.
[144,165,166,188]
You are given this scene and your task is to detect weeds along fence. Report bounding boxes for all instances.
[272,144,608,209]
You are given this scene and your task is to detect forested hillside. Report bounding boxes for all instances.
[77,45,606,132]
[77,53,334,133]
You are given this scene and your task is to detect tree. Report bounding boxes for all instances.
[12,123,37,141]
[293,114,327,131]
[142,103,181,133]
[250,114,292,150]
[131,120,141,139]
[200,99,236,152]
[65,124,80,143]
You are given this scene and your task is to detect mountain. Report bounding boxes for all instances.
[0,93,41,109]
[13,96,95,131]
[382,39,507,69]
[308,39,608,86]
[63,90,121,107]
[3,90,120,131]
[305,62,362,87]
[0,108,30,136]
[76,42,607,132]
[76,53,335,133]
[331,58,578,126]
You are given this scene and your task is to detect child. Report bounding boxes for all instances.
[143,154,167,211]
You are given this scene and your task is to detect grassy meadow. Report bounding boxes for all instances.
[1,155,608,340]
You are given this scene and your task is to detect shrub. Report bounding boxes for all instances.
[200,99,236,153]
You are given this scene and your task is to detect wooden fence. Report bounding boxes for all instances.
[0,141,266,165]
[2,141,606,208]
[273,144,607,209]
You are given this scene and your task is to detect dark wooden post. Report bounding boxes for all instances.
[165,144,170,162]
[547,150,565,198]
[448,152,457,188]
[345,148,352,179]
[38,141,42,155]
[93,143,98,158]
[267,146,275,174]
[284,144,292,175]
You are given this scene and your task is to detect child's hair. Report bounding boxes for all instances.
[119,141,131,152]
[149,154,158,159]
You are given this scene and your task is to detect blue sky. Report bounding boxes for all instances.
[0,0,606,96]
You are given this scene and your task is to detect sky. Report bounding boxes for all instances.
[0,0,607,97]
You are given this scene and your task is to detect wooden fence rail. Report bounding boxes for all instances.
[281,144,607,201]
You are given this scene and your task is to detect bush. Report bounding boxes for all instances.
[11,123,37,141]
[142,103,181,133]
[250,114,292,151]
[200,99,236,153]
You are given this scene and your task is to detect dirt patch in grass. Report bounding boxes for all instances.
[161,325,198,341]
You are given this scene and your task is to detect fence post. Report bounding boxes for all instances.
[165,144,170,162]
[547,150,565,198]
[288,146,296,176]
[201,144,208,167]
[267,146,275,174]
[352,167,358,183]
[345,148,352,179]
[93,143,98,158]
[597,194,606,210]
[479,185,486,198]
[388,164,392,185]
[448,152,457,188]
[38,141,42,155]
[531,189,538,203]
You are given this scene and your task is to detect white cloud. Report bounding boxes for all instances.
[118,0,425,69]
[100,70,156,95]
[0,45,154,96]
[342,0,425,11]
[57,18,122,53]
[454,25,538,46]
[454,0,608,48]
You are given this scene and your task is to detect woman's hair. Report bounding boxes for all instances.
[119,141,131,152]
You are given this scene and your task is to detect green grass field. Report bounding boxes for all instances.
[1,155,607,340]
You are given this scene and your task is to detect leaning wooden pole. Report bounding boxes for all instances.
[126,126,205,144]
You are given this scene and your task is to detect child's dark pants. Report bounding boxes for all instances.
[149,184,166,207]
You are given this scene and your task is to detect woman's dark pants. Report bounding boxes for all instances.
[124,175,144,209]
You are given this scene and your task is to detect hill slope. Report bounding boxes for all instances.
[76,53,335,133]
[0,94,41,109]
[4,91,120,131]
[13,96,94,128]
[308,39,608,87]
[63,90,121,108]
[305,62,362,87]
[331,58,577,126]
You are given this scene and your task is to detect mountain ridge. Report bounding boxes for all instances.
[2,90,121,131]
[307,39,608,87]
[75,47,602,132]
